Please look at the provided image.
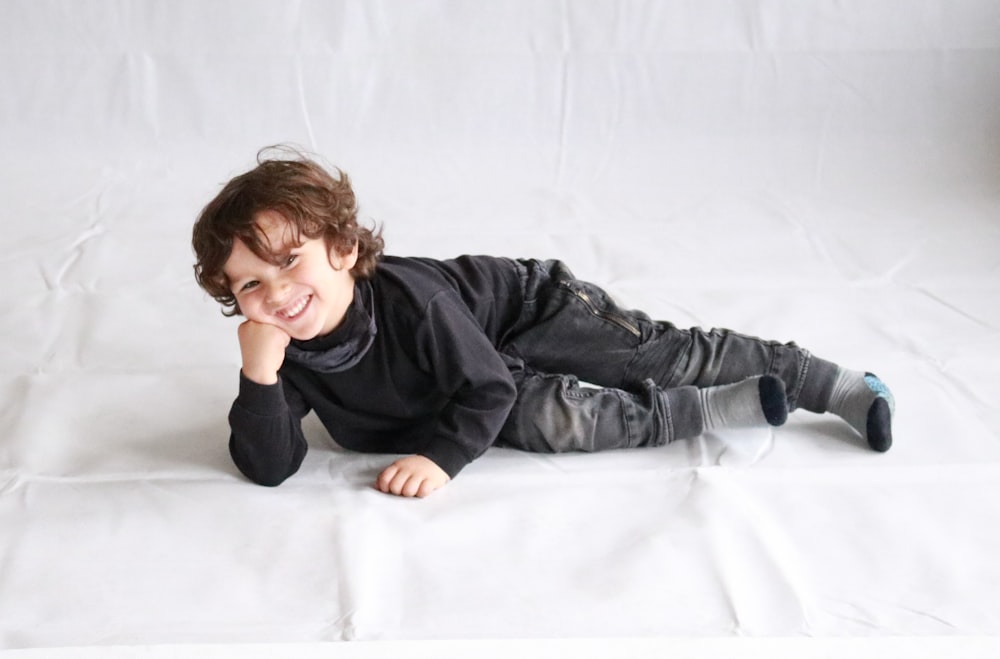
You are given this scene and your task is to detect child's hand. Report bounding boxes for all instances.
[238,320,291,385]
[376,455,450,498]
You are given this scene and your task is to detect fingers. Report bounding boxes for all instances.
[416,479,438,498]
[375,458,448,498]
[376,466,428,498]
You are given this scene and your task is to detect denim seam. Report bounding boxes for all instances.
[621,347,644,390]
[651,382,667,446]
[618,342,652,390]
[662,391,674,443]
[626,329,692,390]
[789,350,811,410]
[616,390,635,447]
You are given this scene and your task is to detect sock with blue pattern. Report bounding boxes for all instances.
[799,358,895,452]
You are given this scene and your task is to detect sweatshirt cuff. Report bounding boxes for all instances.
[419,439,477,479]
[236,370,288,416]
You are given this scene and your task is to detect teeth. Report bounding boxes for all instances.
[280,296,309,319]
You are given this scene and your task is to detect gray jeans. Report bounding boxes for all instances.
[495,259,813,453]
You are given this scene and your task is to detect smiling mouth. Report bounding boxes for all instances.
[277,295,311,320]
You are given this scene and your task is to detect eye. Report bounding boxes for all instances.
[283,254,298,268]
[239,280,259,293]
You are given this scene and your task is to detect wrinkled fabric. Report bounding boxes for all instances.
[2,0,1000,653]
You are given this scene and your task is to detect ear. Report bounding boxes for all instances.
[330,241,360,272]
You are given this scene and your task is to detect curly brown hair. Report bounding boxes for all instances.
[192,146,384,316]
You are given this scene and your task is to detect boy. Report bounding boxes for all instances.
[192,150,895,498]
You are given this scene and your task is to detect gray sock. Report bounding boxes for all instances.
[826,369,895,452]
[699,375,789,431]
[662,376,788,442]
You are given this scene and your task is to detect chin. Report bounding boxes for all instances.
[291,318,329,341]
[288,327,320,342]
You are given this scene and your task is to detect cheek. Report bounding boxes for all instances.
[297,265,326,289]
[237,297,264,320]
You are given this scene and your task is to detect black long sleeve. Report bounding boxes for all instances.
[410,291,518,476]
[228,373,310,486]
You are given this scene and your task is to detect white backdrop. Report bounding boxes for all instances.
[1,1,999,655]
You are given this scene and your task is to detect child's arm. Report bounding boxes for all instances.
[227,320,310,486]
[382,293,518,495]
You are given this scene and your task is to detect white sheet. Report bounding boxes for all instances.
[2,0,999,654]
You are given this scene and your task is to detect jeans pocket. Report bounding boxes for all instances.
[557,280,642,338]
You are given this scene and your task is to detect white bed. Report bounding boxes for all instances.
[2,1,999,656]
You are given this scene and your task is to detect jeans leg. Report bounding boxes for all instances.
[629,326,813,409]
[506,259,814,409]
[495,358,669,453]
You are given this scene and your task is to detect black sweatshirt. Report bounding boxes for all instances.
[228,255,525,485]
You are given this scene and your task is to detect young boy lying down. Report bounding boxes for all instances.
[192,149,894,498]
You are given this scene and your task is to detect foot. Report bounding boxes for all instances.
[828,371,895,452]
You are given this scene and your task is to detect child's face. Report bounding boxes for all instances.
[223,210,358,341]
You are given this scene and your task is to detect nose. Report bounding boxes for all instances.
[264,279,291,306]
